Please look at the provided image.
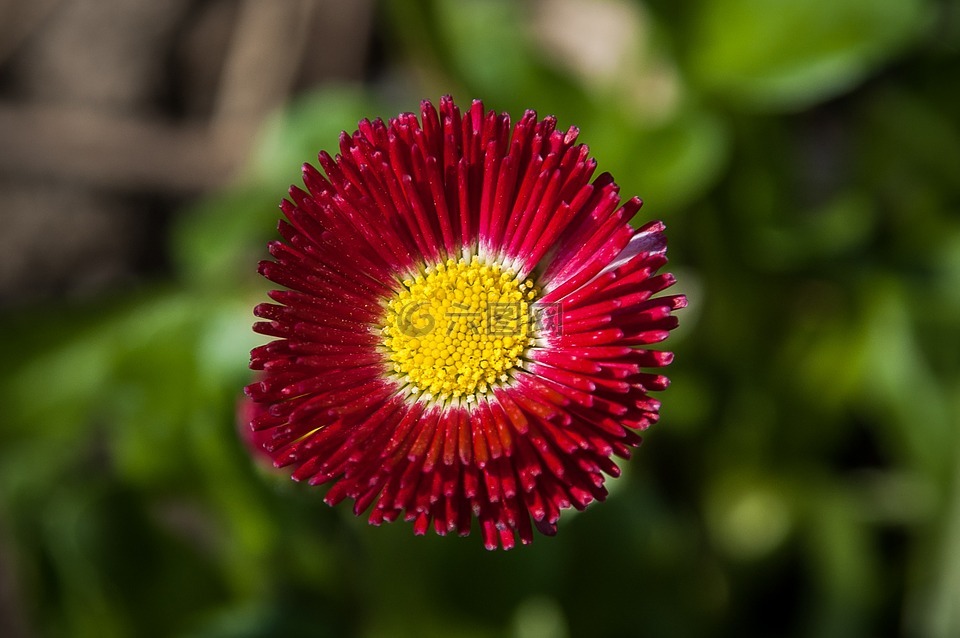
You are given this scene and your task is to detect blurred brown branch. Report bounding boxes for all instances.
[0,103,235,191]
[0,0,373,303]
[0,0,374,193]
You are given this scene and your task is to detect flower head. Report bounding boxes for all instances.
[245,97,686,549]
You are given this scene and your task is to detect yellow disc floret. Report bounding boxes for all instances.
[382,256,538,400]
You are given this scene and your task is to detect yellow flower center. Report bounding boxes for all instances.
[382,256,538,400]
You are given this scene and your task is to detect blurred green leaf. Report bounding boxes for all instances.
[585,105,729,212]
[857,281,953,479]
[251,88,383,188]
[689,0,932,109]
[386,0,584,116]
[172,186,279,287]
[753,192,875,270]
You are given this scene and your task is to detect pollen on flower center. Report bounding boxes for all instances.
[382,256,537,400]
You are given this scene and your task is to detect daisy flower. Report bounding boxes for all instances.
[245,96,685,549]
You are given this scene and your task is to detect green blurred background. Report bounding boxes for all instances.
[1,0,959,636]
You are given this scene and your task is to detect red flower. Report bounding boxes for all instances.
[245,97,685,549]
